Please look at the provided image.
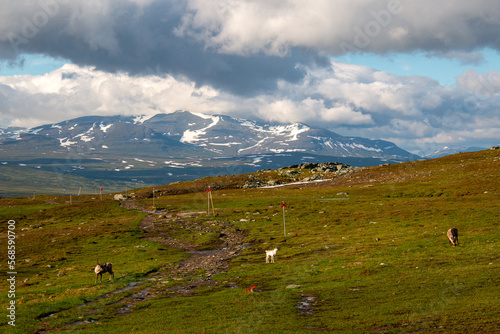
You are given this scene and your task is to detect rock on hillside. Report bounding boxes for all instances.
[242,162,359,188]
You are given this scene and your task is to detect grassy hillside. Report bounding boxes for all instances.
[0,164,150,198]
[0,149,499,333]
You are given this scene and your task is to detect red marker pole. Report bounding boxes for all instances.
[99,187,103,201]
[244,285,256,292]
[281,201,287,237]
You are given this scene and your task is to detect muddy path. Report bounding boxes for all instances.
[35,200,250,332]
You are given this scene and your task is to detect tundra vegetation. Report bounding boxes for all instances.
[0,149,498,333]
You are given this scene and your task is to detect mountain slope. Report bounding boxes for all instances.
[140,111,418,159]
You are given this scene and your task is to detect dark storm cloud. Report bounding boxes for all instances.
[0,0,328,95]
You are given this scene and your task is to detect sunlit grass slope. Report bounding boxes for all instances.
[0,149,498,333]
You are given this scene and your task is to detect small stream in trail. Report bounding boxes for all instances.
[296,296,316,315]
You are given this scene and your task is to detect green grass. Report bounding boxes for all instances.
[0,197,188,333]
[1,150,499,333]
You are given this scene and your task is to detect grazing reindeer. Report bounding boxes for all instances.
[265,248,278,263]
[447,228,459,246]
[95,260,114,283]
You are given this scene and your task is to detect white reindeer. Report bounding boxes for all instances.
[265,248,278,263]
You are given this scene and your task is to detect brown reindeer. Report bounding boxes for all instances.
[95,260,114,283]
[447,228,459,246]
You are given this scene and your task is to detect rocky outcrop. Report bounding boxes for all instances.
[288,162,357,173]
[242,162,360,188]
[114,194,128,201]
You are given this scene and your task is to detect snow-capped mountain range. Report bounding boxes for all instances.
[1,110,417,160]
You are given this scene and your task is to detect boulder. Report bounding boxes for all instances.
[114,194,127,201]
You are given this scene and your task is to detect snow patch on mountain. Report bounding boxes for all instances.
[73,123,98,142]
[238,120,309,141]
[181,116,220,144]
[238,137,271,154]
[133,114,155,124]
[269,124,310,140]
[269,148,306,153]
[164,160,203,168]
[134,158,156,164]
[239,120,267,133]
[100,122,113,132]
[349,143,383,152]
[78,135,94,142]
[210,142,243,146]
[58,137,77,147]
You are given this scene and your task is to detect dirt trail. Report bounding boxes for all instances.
[35,200,249,332]
[102,209,249,316]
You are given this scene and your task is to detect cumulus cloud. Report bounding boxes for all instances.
[179,0,500,56]
[456,69,500,97]
[1,60,499,153]
[1,0,500,96]
[0,64,234,127]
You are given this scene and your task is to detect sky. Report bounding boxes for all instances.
[0,0,499,155]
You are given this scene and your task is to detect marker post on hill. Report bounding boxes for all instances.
[99,187,103,201]
[207,187,215,216]
[281,201,287,237]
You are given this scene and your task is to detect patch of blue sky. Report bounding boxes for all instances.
[0,53,70,77]
[335,47,500,87]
